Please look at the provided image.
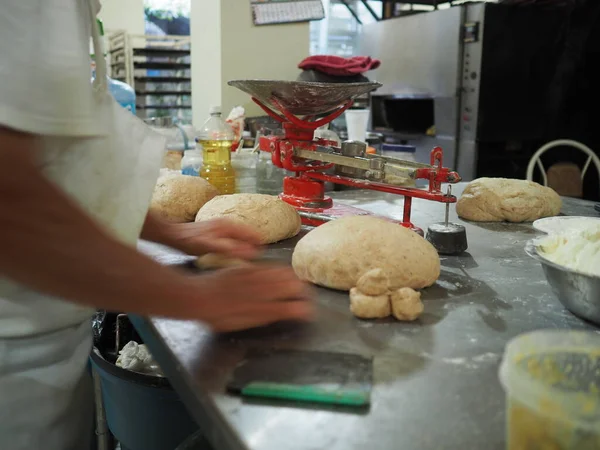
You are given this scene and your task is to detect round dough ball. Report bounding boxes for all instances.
[292,216,440,291]
[195,194,301,245]
[456,178,561,223]
[349,288,391,319]
[356,268,389,296]
[150,174,219,223]
[390,288,423,322]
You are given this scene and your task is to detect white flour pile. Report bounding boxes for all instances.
[538,224,600,277]
[116,341,164,376]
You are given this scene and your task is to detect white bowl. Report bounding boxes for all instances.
[532,216,600,235]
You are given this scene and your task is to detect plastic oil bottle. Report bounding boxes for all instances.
[197,106,236,194]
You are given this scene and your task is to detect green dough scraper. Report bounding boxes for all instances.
[227,349,372,408]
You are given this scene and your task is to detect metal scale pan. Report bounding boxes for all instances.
[227,79,381,116]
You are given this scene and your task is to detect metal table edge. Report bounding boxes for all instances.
[129,314,248,450]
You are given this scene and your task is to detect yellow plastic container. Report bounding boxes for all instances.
[499,330,600,450]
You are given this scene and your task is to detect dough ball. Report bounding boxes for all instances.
[390,288,423,322]
[195,253,249,270]
[356,268,389,296]
[195,194,301,245]
[349,288,391,319]
[292,216,440,291]
[150,174,219,223]
[456,178,561,223]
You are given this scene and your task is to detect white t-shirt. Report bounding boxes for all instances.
[0,0,114,338]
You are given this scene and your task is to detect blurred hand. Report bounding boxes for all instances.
[166,218,262,260]
[194,263,315,332]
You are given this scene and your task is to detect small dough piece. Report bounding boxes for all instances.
[456,178,561,223]
[150,174,219,223]
[349,288,391,319]
[292,216,440,291]
[390,288,423,322]
[356,268,389,296]
[195,254,249,270]
[195,194,301,244]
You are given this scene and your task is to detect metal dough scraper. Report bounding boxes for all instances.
[226,349,373,408]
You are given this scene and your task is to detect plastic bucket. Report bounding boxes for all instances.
[176,430,212,450]
[90,348,199,450]
[499,330,600,449]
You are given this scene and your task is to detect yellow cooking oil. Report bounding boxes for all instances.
[197,105,236,194]
[198,139,236,194]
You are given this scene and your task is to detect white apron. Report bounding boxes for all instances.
[0,1,166,448]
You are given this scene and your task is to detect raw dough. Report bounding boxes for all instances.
[390,288,423,321]
[292,216,440,291]
[349,288,391,319]
[195,194,301,244]
[356,268,389,296]
[150,173,219,223]
[537,224,600,277]
[456,178,561,223]
[195,253,248,270]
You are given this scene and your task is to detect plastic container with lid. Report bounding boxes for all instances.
[499,330,600,450]
[145,117,185,170]
[232,148,257,193]
[181,148,203,177]
[197,106,236,194]
[241,130,254,149]
[256,151,288,196]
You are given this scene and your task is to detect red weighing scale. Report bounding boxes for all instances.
[229,80,461,234]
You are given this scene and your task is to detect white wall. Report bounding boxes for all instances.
[191,0,310,125]
[190,0,223,126]
[220,0,309,118]
[99,0,145,34]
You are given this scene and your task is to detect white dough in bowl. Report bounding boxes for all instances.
[537,224,600,277]
[533,216,600,235]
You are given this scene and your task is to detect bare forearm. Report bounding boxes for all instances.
[140,211,179,248]
[0,129,201,319]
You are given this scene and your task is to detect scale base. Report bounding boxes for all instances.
[425,222,468,255]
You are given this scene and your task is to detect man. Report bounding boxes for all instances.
[0,1,313,449]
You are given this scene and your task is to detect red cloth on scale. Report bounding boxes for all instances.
[298,55,381,77]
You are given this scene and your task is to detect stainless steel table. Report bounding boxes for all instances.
[133,185,599,450]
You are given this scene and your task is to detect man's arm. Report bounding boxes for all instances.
[140,213,262,260]
[0,128,204,317]
[0,128,313,330]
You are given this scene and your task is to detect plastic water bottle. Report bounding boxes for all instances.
[107,78,136,114]
[181,148,203,177]
[197,106,236,194]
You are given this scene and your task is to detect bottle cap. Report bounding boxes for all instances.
[209,105,221,115]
